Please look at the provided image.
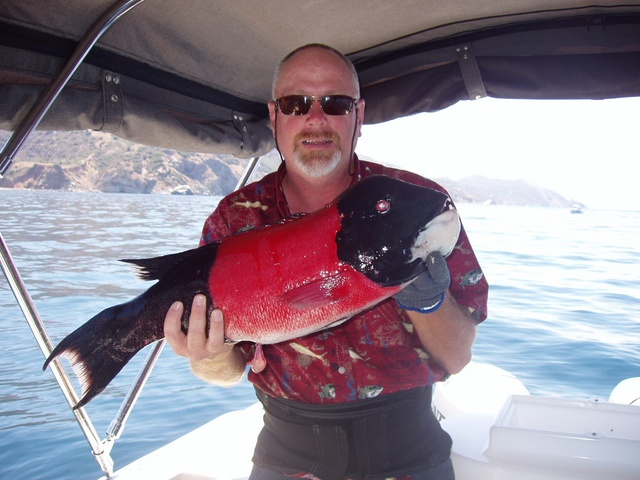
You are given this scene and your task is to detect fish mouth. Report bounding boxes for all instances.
[410,209,461,262]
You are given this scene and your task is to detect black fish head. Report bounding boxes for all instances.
[336,175,460,286]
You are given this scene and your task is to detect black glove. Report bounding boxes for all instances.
[393,252,450,313]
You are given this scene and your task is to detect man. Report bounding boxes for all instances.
[164,44,488,480]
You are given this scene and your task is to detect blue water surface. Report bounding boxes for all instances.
[1,190,638,479]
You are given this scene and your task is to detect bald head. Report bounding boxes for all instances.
[272,44,360,99]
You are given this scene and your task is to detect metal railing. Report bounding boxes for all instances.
[0,233,117,475]
[1,156,261,476]
[1,1,147,477]
[0,0,265,473]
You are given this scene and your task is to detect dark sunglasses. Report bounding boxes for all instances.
[275,95,357,116]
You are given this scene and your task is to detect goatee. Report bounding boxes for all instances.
[293,131,342,178]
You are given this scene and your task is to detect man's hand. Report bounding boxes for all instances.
[164,294,230,361]
[164,295,248,384]
[393,252,451,313]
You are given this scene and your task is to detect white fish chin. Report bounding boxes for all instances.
[410,209,461,261]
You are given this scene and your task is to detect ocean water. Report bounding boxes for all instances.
[1,190,639,479]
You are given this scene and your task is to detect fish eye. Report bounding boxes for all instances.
[376,199,390,214]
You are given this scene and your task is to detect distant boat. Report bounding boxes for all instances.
[570,204,583,214]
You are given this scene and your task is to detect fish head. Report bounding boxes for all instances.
[336,175,460,286]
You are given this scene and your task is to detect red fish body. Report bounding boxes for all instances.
[44,175,460,408]
[211,205,403,344]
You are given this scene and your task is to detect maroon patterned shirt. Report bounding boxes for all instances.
[200,157,488,404]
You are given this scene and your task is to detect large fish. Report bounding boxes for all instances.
[44,175,460,408]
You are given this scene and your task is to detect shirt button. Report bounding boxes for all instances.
[338,366,346,374]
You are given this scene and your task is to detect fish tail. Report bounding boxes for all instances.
[43,300,161,409]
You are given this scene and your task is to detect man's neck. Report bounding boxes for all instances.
[282,170,352,214]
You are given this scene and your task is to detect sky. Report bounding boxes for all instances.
[357,96,639,210]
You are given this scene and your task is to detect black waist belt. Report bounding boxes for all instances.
[252,386,452,480]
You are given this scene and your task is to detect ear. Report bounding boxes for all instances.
[355,98,366,137]
[268,100,278,131]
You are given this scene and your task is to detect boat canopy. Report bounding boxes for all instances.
[1,3,639,476]
[1,0,640,162]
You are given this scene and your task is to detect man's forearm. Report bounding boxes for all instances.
[406,291,476,374]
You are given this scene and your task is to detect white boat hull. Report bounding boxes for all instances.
[107,363,640,480]
[108,403,263,480]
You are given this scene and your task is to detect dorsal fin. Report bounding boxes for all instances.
[121,242,220,281]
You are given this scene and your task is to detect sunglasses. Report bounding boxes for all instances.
[275,95,357,116]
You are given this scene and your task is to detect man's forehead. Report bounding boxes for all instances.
[275,50,356,96]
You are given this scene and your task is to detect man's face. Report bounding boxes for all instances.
[268,48,365,179]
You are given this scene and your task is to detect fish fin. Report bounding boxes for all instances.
[249,344,267,373]
[43,300,161,409]
[323,316,352,330]
[121,242,220,281]
[280,274,350,310]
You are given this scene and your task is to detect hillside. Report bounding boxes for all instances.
[0,130,275,196]
[436,175,574,208]
[1,130,578,207]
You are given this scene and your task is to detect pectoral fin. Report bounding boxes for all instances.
[279,274,350,310]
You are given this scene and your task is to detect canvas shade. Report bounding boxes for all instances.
[1,0,639,162]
